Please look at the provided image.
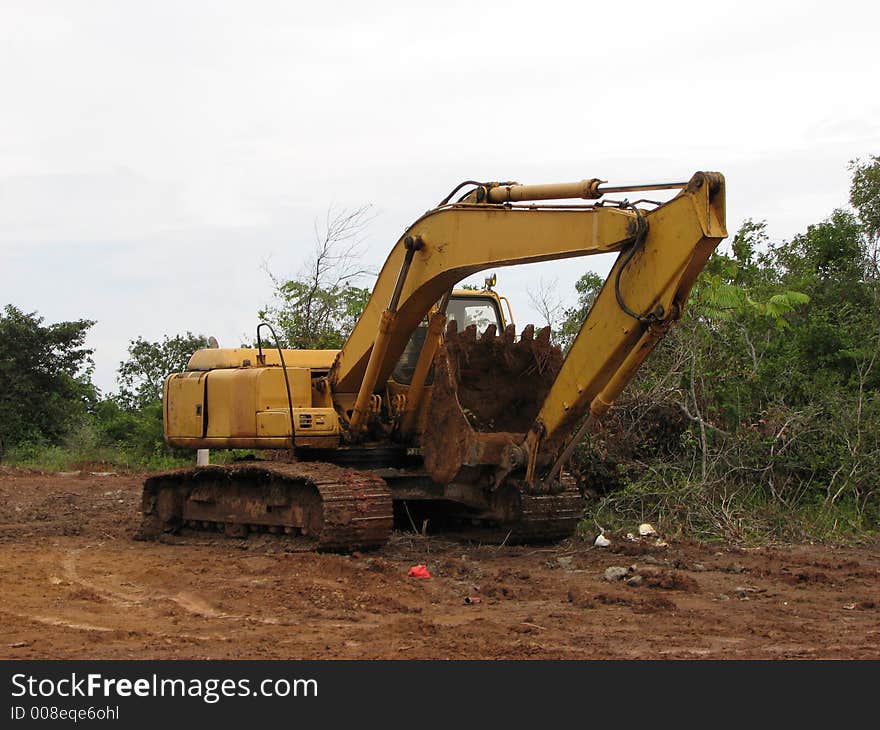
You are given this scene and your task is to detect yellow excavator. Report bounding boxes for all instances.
[140,171,726,549]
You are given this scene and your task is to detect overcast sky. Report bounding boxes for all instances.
[2,0,878,393]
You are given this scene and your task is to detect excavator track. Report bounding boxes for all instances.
[507,486,584,542]
[491,474,584,543]
[138,462,393,551]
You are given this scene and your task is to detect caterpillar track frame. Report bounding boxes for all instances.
[142,171,727,550]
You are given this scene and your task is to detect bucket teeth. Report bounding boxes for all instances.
[432,322,564,435]
[445,319,459,337]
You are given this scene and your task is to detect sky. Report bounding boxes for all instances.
[1,0,878,394]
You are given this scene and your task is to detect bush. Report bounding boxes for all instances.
[576,158,880,542]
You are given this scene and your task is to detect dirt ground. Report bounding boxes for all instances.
[1,467,878,660]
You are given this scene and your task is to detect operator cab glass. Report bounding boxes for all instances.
[391,294,504,385]
[445,296,502,333]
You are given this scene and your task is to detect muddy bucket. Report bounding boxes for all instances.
[422,321,562,484]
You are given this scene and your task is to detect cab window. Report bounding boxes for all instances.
[391,295,503,385]
[445,296,503,333]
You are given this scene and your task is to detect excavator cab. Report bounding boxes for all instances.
[445,291,506,332]
[391,288,506,385]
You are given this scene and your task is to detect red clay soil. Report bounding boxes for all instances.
[1,467,878,659]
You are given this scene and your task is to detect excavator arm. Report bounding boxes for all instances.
[329,171,726,484]
[526,172,726,478]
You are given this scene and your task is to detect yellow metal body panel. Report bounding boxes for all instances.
[164,372,207,438]
[166,438,289,448]
[256,410,290,436]
[257,367,312,409]
[204,369,257,438]
[187,348,337,371]
[257,406,339,441]
[164,362,341,448]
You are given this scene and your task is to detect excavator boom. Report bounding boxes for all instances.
[331,201,635,395]
[331,171,726,483]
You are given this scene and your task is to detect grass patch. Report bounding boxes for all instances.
[3,444,251,473]
[580,475,880,546]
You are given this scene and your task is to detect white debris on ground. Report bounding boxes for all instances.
[593,524,667,550]
[56,471,117,478]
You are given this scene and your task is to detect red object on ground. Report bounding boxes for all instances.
[408,564,431,579]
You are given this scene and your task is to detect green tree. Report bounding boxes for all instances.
[557,272,603,352]
[575,157,880,537]
[117,332,209,411]
[850,155,880,240]
[259,206,373,349]
[767,208,875,395]
[92,396,166,457]
[260,279,371,349]
[0,305,96,456]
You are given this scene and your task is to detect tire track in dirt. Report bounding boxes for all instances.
[60,549,306,627]
[0,610,114,633]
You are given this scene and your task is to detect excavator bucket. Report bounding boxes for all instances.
[422,320,562,485]
[421,320,584,542]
